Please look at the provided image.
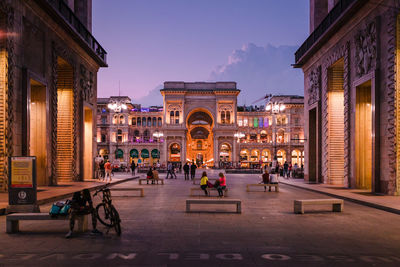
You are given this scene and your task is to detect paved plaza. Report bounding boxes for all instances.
[0,170,400,266]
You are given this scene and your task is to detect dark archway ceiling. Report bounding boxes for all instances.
[190,127,210,139]
[188,111,213,126]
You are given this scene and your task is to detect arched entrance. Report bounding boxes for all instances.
[277,149,286,165]
[219,143,232,168]
[186,109,214,167]
[261,149,271,163]
[291,149,303,165]
[130,149,139,164]
[240,149,250,168]
[99,149,108,159]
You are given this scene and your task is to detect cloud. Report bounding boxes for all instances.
[209,43,303,105]
[135,84,163,106]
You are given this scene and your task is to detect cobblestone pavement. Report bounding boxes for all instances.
[0,171,399,266]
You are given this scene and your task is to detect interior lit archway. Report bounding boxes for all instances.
[186,109,214,167]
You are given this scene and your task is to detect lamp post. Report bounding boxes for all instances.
[153,130,164,165]
[265,101,286,164]
[234,132,245,168]
[108,99,128,163]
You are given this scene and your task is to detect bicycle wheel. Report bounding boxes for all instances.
[96,203,113,227]
[111,205,121,236]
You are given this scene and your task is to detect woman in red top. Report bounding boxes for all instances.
[217,172,226,197]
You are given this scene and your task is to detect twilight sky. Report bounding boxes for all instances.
[93,0,309,106]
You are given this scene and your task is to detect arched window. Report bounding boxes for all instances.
[143,129,150,142]
[117,129,122,142]
[175,111,179,124]
[101,134,106,143]
[113,115,118,124]
[197,141,202,150]
[170,111,174,124]
[158,117,162,126]
[221,111,226,124]
[142,117,146,127]
[137,117,141,126]
[226,111,231,123]
[152,117,156,127]
[131,117,136,126]
[147,117,151,127]
[119,115,124,124]
[134,130,140,137]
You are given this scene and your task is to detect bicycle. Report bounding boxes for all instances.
[93,184,121,236]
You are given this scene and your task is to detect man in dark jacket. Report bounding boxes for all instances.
[183,162,190,180]
[190,162,197,180]
[66,189,102,238]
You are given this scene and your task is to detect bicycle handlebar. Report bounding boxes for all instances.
[93,183,111,196]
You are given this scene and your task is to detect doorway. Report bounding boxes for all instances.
[327,59,345,185]
[56,57,74,182]
[355,81,372,190]
[308,108,317,183]
[83,107,93,180]
[30,80,47,185]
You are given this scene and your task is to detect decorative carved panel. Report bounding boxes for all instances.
[307,66,321,106]
[355,21,377,77]
[80,64,94,103]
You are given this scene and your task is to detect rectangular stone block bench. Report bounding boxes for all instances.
[6,213,88,234]
[190,187,228,197]
[294,199,344,214]
[139,178,164,185]
[186,199,241,213]
[112,187,144,197]
[246,183,279,192]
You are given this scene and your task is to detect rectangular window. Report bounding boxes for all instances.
[238,118,243,127]
[244,118,248,126]
[101,116,107,124]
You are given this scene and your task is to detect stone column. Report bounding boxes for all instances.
[213,135,218,167]
[182,134,187,165]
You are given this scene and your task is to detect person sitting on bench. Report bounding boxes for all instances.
[200,171,209,196]
[147,167,154,184]
[260,169,270,192]
[217,172,227,197]
[66,189,102,238]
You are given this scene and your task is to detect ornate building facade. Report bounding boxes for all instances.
[295,0,400,194]
[97,82,304,169]
[0,0,107,191]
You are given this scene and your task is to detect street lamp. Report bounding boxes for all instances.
[153,130,164,165]
[234,132,245,168]
[108,99,128,162]
[266,101,286,163]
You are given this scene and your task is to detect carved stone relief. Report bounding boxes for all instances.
[307,66,321,106]
[80,64,94,103]
[355,21,377,77]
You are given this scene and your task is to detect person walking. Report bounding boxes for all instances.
[99,159,105,181]
[190,162,197,180]
[171,164,177,179]
[283,161,289,179]
[166,162,176,179]
[217,172,227,197]
[131,161,136,175]
[104,160,112,182]
[200,171,209,196]
[183,162,190,180]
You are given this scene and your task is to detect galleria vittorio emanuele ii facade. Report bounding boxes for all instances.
[96,82,304,170]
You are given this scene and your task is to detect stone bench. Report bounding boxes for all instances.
[246,183,279,192]
[186,199,241,213]
[6,213,88,234]
[111,187,144,197]
[294,199,344,214]
[138,178,164,185]
[190,187,228,197]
